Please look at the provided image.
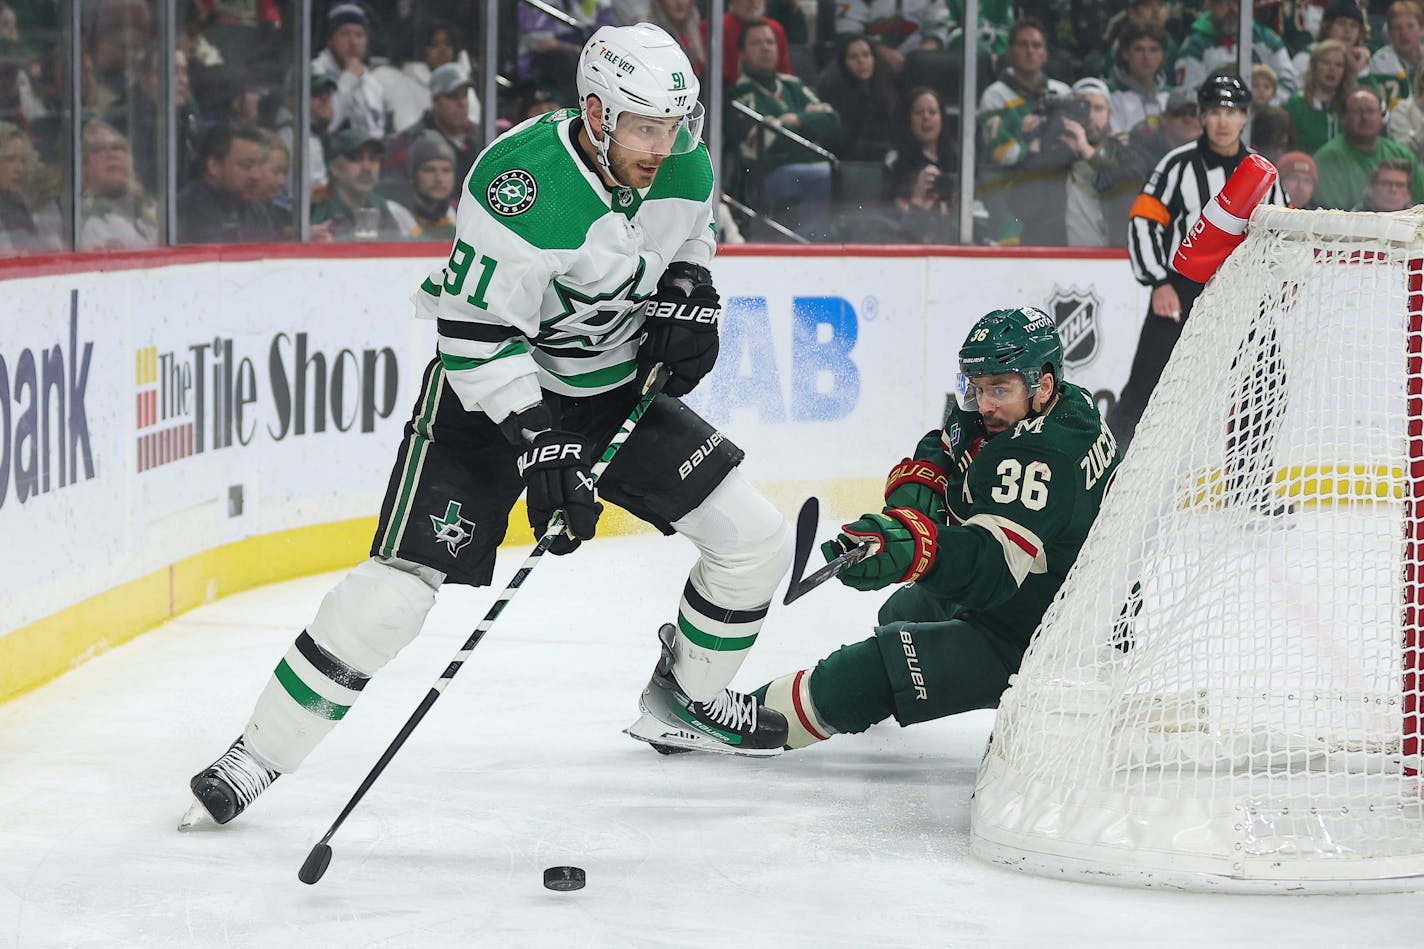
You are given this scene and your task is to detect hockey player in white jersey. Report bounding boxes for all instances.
[181,24,794,829]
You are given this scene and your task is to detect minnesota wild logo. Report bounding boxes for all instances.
[487,169,537,216]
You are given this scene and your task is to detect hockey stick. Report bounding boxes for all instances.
[298,364,669,886]
[782,496,871,606]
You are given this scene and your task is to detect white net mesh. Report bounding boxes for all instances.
[970,207,1424,893]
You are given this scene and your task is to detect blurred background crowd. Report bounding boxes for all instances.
[0,0,1419,254]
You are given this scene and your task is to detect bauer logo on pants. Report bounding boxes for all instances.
[487,170,537,216]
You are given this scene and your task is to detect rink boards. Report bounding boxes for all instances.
[0,244,1149,702]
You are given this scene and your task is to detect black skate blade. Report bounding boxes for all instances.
[298,843,333,885]
[649,742,695,756]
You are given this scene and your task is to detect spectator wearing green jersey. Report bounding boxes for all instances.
[726,18,841,239]
[1313,86,1424,207]
[1364,0,1424,111]
[1174,0,1299,104]
[1284,38,1356,153]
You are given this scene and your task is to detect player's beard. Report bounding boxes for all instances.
[608,142,665,189]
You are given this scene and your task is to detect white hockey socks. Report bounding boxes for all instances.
[244,558,438,773]
[668,578,771,702]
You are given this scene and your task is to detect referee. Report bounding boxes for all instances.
[1110,73,1286,451]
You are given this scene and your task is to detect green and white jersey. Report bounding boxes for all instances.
[412,108,717,422]
[913,383,1120,644]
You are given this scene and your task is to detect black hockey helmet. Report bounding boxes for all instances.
[1197,72,1252,111]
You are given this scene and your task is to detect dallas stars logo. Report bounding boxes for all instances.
[487,169,537,216]
[430,500,477,556]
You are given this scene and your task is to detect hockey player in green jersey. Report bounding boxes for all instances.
[181,24,795,829]
[756,307,1120,748]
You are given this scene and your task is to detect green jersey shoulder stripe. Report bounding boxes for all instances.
[468,111,607,250]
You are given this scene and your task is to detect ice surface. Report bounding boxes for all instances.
[0,532,1417,948]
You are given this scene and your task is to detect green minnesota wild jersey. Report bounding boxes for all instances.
[411,108,717,422]
[911,382,1120,645]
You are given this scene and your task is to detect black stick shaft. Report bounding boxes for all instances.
[307,365,668,853]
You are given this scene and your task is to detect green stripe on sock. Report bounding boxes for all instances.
[275,660,351,720]
[677,614,758,652]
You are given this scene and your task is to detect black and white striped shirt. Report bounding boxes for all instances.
[1127,136,1287,287]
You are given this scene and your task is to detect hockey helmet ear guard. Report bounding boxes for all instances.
[956,306,1064,410]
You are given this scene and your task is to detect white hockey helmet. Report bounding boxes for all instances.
[577,23,704,174]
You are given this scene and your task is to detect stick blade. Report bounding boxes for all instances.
[298,843,333,885]
[784,497,820,606]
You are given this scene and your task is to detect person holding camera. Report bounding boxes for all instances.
[977,18,1071,243]
[883,86,959,243]
[1062,78,1136,246]
[1005,78,1131,246]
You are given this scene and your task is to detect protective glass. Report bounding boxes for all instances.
[610,102,705,156]
[955,373,1029,412]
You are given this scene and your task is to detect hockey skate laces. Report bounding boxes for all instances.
[212,743,277,804]
[699,689,758,731]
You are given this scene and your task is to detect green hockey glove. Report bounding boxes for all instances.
[884,457,948,521]
[821,507,940,592]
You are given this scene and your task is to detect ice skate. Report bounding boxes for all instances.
[625,624,788,756]
[178,736,280,830]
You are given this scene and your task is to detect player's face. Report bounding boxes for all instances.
[605,106,702,187]
[970,374,1032,433]
[1202,105,1247,151]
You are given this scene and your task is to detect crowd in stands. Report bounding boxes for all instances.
[1,0,1423,255]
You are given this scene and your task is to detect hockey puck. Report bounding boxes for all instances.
[543,865,586,891]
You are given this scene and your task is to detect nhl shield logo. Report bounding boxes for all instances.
[1047,286,1101,370]
[487,169,537,216]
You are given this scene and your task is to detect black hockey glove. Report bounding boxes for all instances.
[506,405,602,555]
[640,262,721,398]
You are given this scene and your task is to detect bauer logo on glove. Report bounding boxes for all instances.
[823,508,940,592]
[643,300,721,326]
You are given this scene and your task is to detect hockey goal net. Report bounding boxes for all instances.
[971,206,1424,893]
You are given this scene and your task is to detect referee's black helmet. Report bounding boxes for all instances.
[1197,72,1252,110]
